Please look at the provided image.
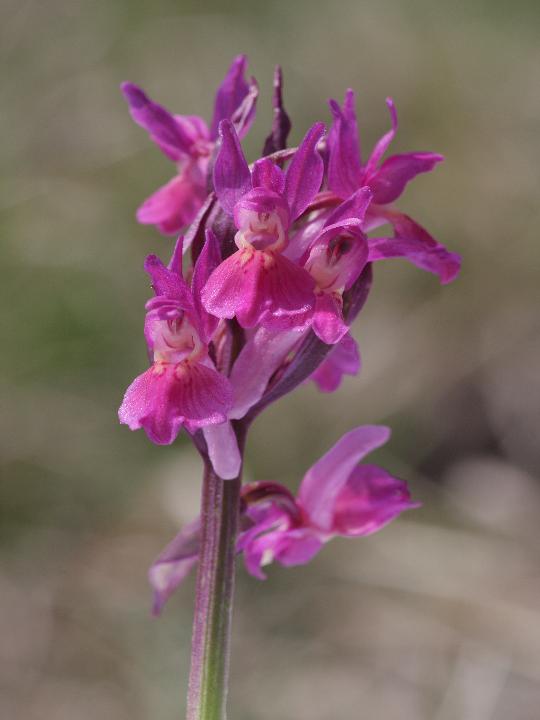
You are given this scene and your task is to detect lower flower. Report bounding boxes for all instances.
[148,425,419,612]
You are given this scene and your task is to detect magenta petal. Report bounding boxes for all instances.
[148,518,200,615]
[327,89,362,198]
[310,332,361,392]
[368,211,461,284]
[213,120,252,215]
[369,152,444,204]
[118,362,232,443]
[368,236,461,284]
[118,365,186,445]
[284,122,326,220]
[363,97,398,177]
[229,328,302,419]
[257,253,315,330]
[210,55,252,139]
[202,422,241,480]
[251,158,286,195]
[298,425,391,531]
[312,293,348,345]
[121,82,193,157]
[201,250,315,330]
[191,230,221,342]
[201,250,263,325]
[144,253,193,310]
[176,362,233,428]
[136,172,206,235]
[332,465,420,536]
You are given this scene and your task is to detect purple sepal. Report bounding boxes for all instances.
[284,122,326,220]
[368,211,461,284]
[213,120,252,215]
[121,82,194,157]
[327,90,362,198]
[144,251,194,311]
[210,55,255,140]
[298,425,391,530]
[369,152,444,205]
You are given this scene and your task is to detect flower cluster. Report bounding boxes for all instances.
[119,56,460,612]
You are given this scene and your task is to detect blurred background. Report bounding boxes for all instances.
[1,0,539,717]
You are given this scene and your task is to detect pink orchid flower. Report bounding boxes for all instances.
[122,56,258,235]
[148,425,418,612]
[118,234,233,444]
[200,120,325,329]
[238,425,419,577]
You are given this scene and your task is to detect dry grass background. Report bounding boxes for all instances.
[1,0,539,717]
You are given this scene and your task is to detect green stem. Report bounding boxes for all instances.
[186,461,241,720]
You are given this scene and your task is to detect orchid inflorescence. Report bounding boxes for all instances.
[118,55,460,616]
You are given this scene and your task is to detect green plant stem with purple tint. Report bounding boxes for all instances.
[186,458,242,720]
